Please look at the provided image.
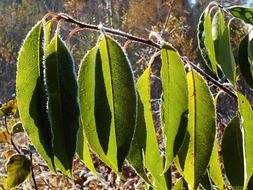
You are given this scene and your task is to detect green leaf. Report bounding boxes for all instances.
[11,122,24,135]
[136,66,168,189]
[76,123,97,175]
[228,7,253,25]
[127,94,150,184]
[174,178,188,190]
[238,93,253,188]
[177,70,216,190]
[248,175,253,190]
[45,35,80,176]
[218,23,236,85]
[97,35,137,171]
[199,170,212,190]
[222,116,244,190]
[198,4,218,74]
[238,34,253,88]
[127,135,150,184]
[212,9,225,65]
[6,154,32,189]
[209,139,226,189]
[77,47,108,176]
[160,45,188,172]
[78,47,123,176]
[45,20,54,47]
[248,31,253,77]
[16,21,55,171]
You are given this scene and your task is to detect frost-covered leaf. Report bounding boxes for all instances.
[160,44,188,172]
[45,34,80,177]
[177,70,216,189]
[16,20,55,172]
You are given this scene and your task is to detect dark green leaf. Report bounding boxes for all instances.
[238,34,253,88]
[222,116,244,190]
[6,154,32,189]
[45,35,80,176]
[228,7,253,25]
[127,94,150,184]
[200,170,213,190]
[11,122,24,135]
[160,44,188,172]
[177,70,216,189]
[16,21,55,171]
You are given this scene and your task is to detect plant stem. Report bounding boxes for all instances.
[3,116,21,154]
[30,152,38,190]
[53,13,237,100]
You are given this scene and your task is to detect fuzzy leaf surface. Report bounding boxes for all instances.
[238,93,253,188]
[136,67,168,189]
[16,21,55,171]
[160,45,188,172]
[177,70,216,189]
[97,35,137,170]
[45,35,80,176]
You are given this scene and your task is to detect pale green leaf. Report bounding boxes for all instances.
[76,123,97,175]
[160,45,188,172]
[238,93,253,188]
[198,4,218,74]
[6,154,32,189]
[177,70,216,190]
[16,21,55,171]
[45,20,54,47]
[136,66,168,189]
[174,178,188,190]
[212,9,225,66]
[45,35,80,177]
[218,23,236,85]
[209,139,226,189]
[222,116,244,190]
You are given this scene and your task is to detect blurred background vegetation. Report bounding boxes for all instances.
[0,0,251,102]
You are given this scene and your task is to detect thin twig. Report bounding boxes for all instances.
[161,0,176,37]
[54,13,161,49]
[53,13,237,100]
[30,152,38,190]
[4,116,21,154]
